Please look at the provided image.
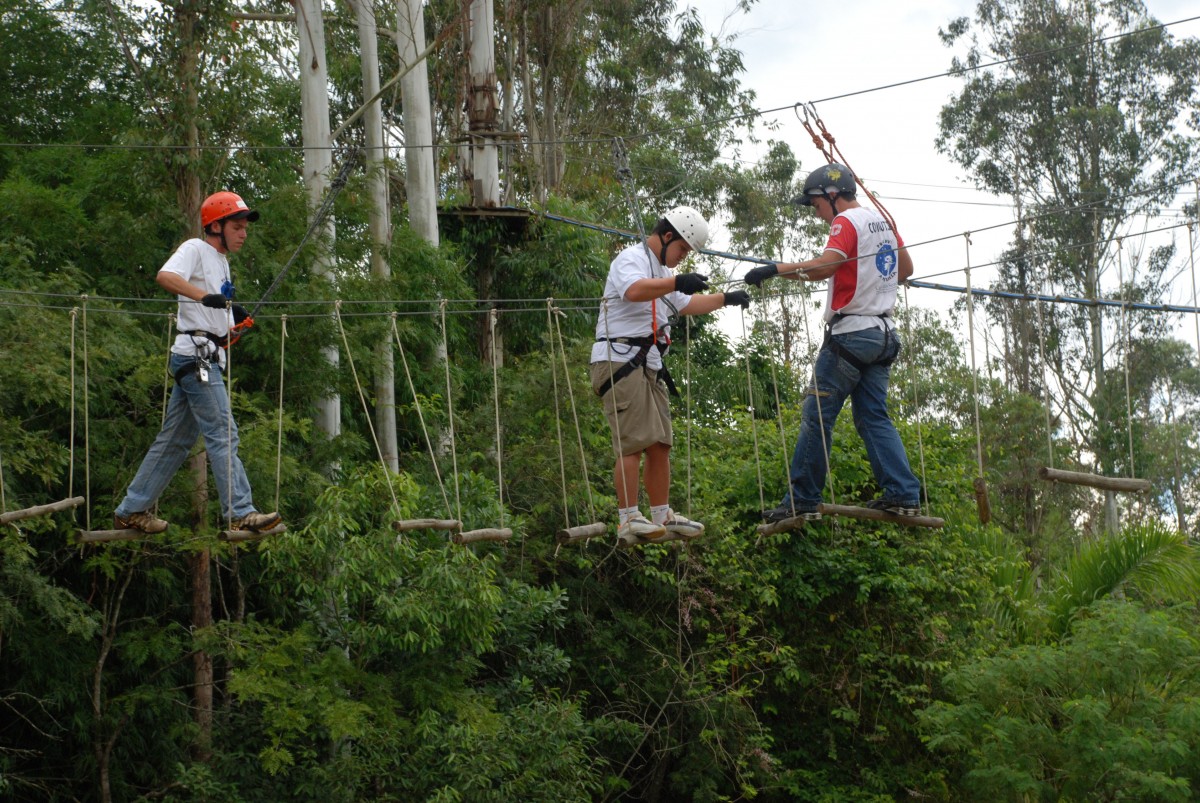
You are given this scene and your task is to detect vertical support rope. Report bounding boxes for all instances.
[225,305,234,524]
[334,301,400,515]
[739,307,765,513]
[274,315,288,514]
[546,301,571,530]
[69,308,78,502]
[765,285,793,516]
[81,295,91,533]
[685,315,692,515]
[391,314,453,519]
[797,277,835,507]
[161,314,175,428]
[1188,219,1199,379]
[602,299,626,523]
[963,234,985,479]
[1035,272,1055,468]
[488,308,505,529]
[440,300,462,522]
[551,304,596,522]
[1116,239,1136,477]
[900,286,930,513]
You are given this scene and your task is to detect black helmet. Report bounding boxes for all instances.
[791,163,856,206]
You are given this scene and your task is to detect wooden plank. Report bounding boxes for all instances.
[756,516,814,536]
[617,531,697,548]
[819,503,945,529]
[219,524,288,543]
[78,528,144,544]
[453,527,513,544]
[555,522,607,544]
[392,518,462,533]
[1,496,85,525]
[1038,466,1151,493]
[973,477,992,524]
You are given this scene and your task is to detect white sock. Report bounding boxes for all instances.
[619,506,640,525]
[650,504,670,525]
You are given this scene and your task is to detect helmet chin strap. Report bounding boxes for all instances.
[207,220,230,253]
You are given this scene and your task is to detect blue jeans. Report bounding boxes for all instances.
[116,353,256,520]
[782,327,920,508]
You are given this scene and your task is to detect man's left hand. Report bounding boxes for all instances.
[232,304,251,325]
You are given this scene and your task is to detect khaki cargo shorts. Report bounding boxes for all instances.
[590,361,673,457]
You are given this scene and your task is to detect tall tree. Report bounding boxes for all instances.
[937,0,1200,523]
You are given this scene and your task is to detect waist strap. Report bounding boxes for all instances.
[187,329,230,349]
[595,338,678,397]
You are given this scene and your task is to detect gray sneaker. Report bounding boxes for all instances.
[660,509,704,538]
[617,514,666,541]
[762,503,821,524]
[229,511,282,532]
[113,510,169,534]
[864,499,920,517]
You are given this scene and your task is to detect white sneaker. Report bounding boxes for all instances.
[617,514,666,541]
[660,509,704,538]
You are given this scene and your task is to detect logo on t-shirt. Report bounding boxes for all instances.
[875,243,897,280]
[830,223,843,237]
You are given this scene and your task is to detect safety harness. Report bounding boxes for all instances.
[173,330,229,384]
[823,313,898,371]
[594,336,678,398]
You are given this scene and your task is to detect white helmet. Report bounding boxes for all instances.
[664,206,710,251]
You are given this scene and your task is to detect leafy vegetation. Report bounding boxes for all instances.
[1,0,1198,801]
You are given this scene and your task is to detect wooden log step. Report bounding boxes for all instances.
[1,496,85,525]
[617,531,698,548]
[819,503,945,529]
[1037,466,1150,493]
[392,518,463,533]
[555,522,608,544]
[219,524,288,543]
[756,516,814,536]
[77,528,144,544]
[453,528,513,545]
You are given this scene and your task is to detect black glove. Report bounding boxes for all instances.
[723,290,751,309]
[743,263,779,288]
[674,272,710,295]
[201,293,229,309]
[232,304,251,325]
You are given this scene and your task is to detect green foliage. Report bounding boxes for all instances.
[921,600,1200,801]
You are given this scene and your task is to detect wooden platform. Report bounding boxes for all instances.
[392,518,462,533]
[820,503,944,529]
[77,528,145,544]
[617,531,700,549]
[452,528,513,545]
[219,524,288,543]
[1,496,85,525]
[756,515,817,536]
[1038,466,1150,493]
[756,502,945,535]
[555,522,607,545]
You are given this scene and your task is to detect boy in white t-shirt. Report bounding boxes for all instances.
[113,192,282,535]
[591,207,751,541]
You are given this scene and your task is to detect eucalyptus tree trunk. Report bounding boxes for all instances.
[466,0,499,207]
[296,0,341,439]
[354,0,398,471]
[397,0,438,246]
[396,0,450,451]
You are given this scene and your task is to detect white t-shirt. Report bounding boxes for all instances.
[160,238,234,366]
[590,243,693,370]
[821,206,904,335]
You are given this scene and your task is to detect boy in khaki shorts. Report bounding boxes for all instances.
[591,207,750,541]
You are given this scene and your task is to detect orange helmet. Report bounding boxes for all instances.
[201,191,260,228]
